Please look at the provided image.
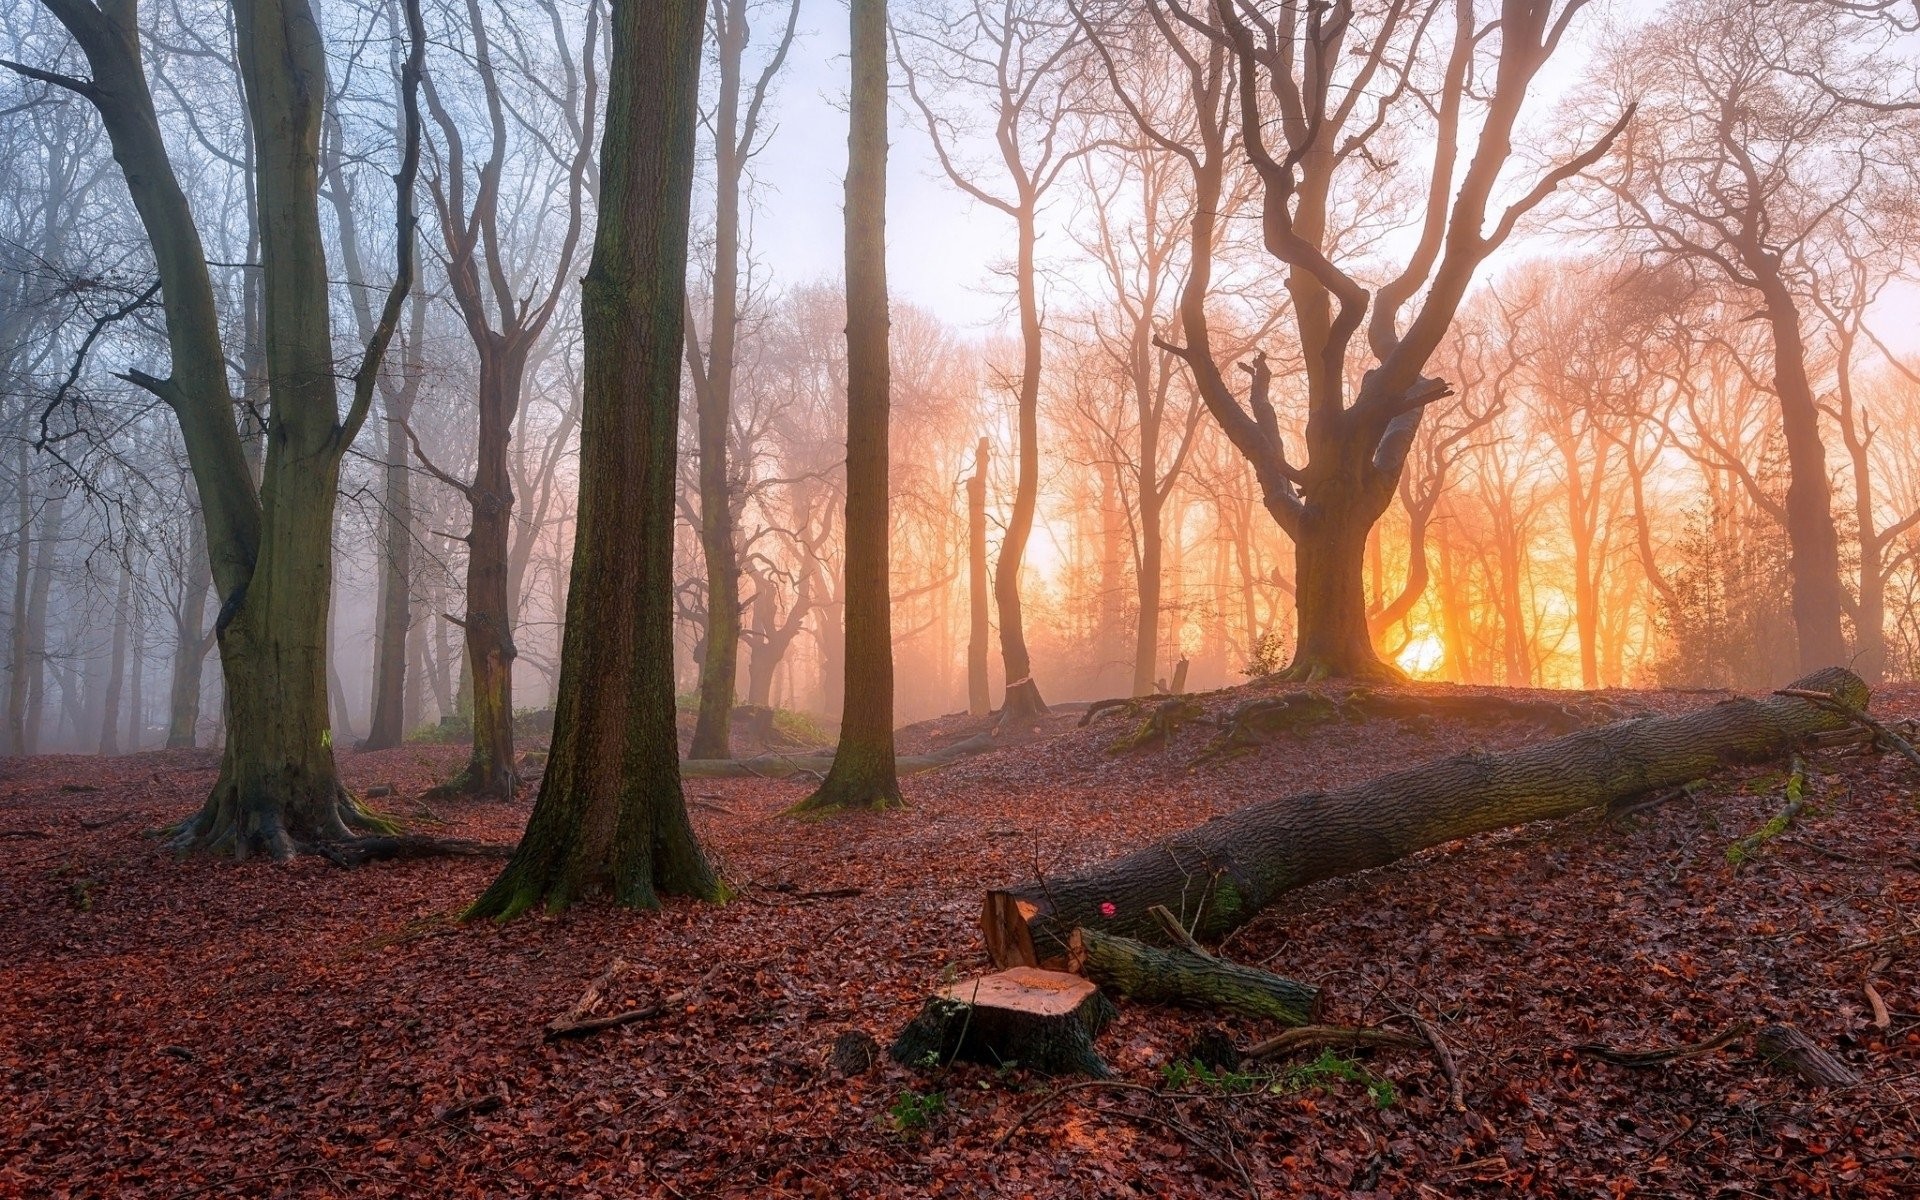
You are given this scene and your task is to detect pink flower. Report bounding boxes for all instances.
[1100,902,1117,918]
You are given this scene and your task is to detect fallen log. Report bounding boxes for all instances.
[1067,927,1319,1025]
[983,668,1867,968]
[890,967,1116,1076]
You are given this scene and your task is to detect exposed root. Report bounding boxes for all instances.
[1198,686,1634,764]
[310,834,517,868]
[1244,1024,1424,1059]
[1108,698,1204,753]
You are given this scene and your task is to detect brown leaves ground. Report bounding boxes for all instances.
[2,685,1917,1198]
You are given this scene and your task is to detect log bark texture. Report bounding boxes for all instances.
[1067,927,1319,1025]
[984,668,1867,968]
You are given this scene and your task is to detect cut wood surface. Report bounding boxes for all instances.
[984,668,1869,968]
[890,967,1116,1076]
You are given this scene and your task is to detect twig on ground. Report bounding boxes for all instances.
[1405,1012,1468,1112]
[544,963,726,1042]
[1778,688,1920,774]
[1866,956,1892,1031]
[1573,1020,1753,1067]
[1243,1023,1424,1059]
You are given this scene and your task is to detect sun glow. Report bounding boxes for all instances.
[1397,633,1446,678]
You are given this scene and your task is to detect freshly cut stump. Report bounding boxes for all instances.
[890,967,1117,1076]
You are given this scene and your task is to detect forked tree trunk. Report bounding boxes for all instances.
[173,471,375,858]
[983,668,1866,968]
[467,0,721,918]
[445,346,523,799]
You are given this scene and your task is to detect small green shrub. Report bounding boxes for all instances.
[1280,1049,1398,1109]
[886,1089,947,1134]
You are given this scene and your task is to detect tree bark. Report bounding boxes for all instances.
[794,0,899,813]
[166,520,212,749]
[983,668,1866,968]
[996,214,1048,723]
[967,436,990,716]
[97,562,131,755]
[468,0,722,918]
[362,296,421,750]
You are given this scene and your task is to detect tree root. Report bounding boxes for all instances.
[1243,1023,1424,1059]
[310,834,517,867]
[1726,755,1810,866]
[1198,686,1637,763]
[1108,698,1205,753]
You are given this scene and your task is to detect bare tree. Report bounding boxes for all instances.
[896,0,1095,723]
[1587,0,1919,672]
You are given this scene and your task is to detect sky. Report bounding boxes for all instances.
[736,0,1671,339]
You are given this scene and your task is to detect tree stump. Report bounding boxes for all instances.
[1755,1023,1859,1087]
[890,967,1117,1076]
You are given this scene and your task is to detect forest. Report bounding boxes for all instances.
[3,0,1919,1196]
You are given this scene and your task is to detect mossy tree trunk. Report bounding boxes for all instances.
[985,668,1867,967]
[792,0,899,814]
[468,0,723,918]
[24,0,421,856]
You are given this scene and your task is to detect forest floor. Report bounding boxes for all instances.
[4,678,1919,1198]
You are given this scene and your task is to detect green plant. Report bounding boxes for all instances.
[1160,1058,1267,1094]
[886,1089,947,1134]
[1279,1049,1398,1109]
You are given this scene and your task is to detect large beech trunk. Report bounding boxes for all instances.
[466,0,720,918]
[984,668,1867,968]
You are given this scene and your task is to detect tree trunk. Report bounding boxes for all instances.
[362,304,420,749]
[995,217,1047,723]
[443,343,523,798]
[7,453,32,755]
[125,597,145,751]
[97,563,131,755]
[1288,492,1399,683]
[967,436,990,716]
[468,0,722,918]
[1131,490,1163,698]
[687,0,757,763]
[166,520,213,749]
[20,486,63,754]
[1760,283,1847,673]
[794,0,898,813]
[983,668,1866,968]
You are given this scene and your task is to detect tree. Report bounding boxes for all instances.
[408,0,600,795]
[1115,0,1625,680]
[468,0,723,917]
[685,0,801,760]
[7,0,423,856]
[792,0,901,813]
[897,0,1093,724]
[1588,0,1919,672]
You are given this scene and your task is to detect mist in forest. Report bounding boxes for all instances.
[3,0,1919,758]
